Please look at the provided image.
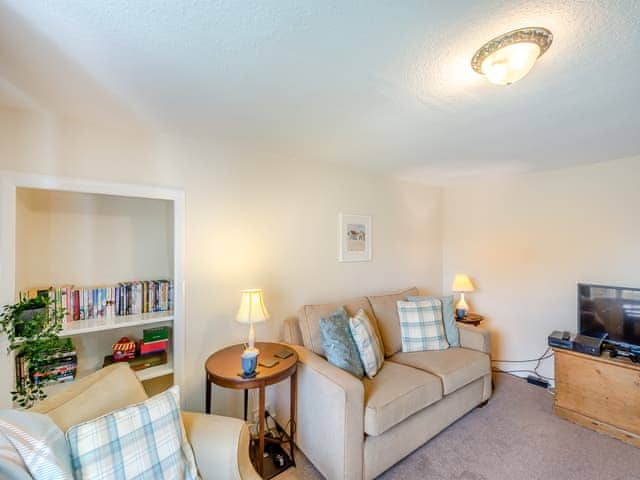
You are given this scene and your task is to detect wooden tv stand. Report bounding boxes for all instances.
[553,348,640,447]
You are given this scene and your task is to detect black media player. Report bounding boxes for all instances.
[572,334,604,356]
[548,330,574,350]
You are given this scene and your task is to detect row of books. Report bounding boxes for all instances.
[22,280,174,323]
[16,350,78,387]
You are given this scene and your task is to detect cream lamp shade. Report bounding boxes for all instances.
[451,274,474,318]
[451,274,475,293]
[236,288,269,353]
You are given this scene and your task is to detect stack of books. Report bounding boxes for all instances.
[16,349,78,387]
[21,280,174,323]
[140,326,170,355]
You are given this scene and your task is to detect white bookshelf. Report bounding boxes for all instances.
[0,172,185,409]
[59,311,175,337]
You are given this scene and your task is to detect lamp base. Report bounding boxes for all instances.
[247,323,260,354]
[455,292,469,309]
[455,293,469,319]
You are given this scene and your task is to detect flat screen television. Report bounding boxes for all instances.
[578,283,640,349]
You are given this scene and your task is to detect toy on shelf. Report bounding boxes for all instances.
[112,337,136,361]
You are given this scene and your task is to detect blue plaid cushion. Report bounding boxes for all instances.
[407,295,460,347]
[67,386,199,480]
[397,299,450,352]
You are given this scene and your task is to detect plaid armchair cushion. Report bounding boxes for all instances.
[66,386,199,480]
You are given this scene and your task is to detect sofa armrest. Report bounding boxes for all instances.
[275,344,364,480]
[181,412,260,480]
[457,323,492,354]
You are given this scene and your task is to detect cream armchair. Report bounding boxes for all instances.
[31,363,259,480]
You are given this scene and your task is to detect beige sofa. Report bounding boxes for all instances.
[277,287,492,480]
[31,363,260,480]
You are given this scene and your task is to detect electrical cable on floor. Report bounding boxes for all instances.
[492,368,554,381]
[491,347,554,382]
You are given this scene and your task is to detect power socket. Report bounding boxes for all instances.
[527,375,549,388]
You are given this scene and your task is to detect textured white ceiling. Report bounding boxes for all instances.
[1,1,639,183]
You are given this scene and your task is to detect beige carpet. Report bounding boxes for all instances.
[277,373,640,479]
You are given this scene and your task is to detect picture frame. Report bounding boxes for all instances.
[338,213,372,262]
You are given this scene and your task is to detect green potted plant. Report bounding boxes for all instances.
[0,296,72,408]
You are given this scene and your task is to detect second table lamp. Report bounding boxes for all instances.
[236,288,269,354]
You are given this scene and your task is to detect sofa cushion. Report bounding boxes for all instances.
[367,287,419,357]
[389,347,490,395]
[363,361,442,436]
[349,308,385,379]
[408,295,460,347]
[0,409,73,480]
[397,299,450,353]
[298,297,375,356]
[31,363,148,432]
[67,386,198,480]
[320,307,365,378]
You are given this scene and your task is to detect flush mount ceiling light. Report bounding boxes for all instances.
[471,27,553,85]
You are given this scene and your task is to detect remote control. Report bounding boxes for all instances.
[275,349,293,359]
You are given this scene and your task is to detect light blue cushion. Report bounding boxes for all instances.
[407,295,460,347]
[319,307,364,378]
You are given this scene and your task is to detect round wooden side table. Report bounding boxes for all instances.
[456,312,484,327]
[205,342,298,478]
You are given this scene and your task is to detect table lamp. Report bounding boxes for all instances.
[236,288,269,354]
[451,274,475,319]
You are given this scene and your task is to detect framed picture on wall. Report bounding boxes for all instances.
[338,213,372,262]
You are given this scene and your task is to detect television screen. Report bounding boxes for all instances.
[578,283,640,348]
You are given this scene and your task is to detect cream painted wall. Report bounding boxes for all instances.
[442,156,640,381]
[0,106,443,416]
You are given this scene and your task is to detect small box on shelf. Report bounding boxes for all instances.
[140,339,169,355]
[143,326,170,343]
[112,337,137,361]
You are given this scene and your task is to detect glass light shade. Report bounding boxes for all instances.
[451,274,475,293]
[481,42,541,85]
[236,288,269,324]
